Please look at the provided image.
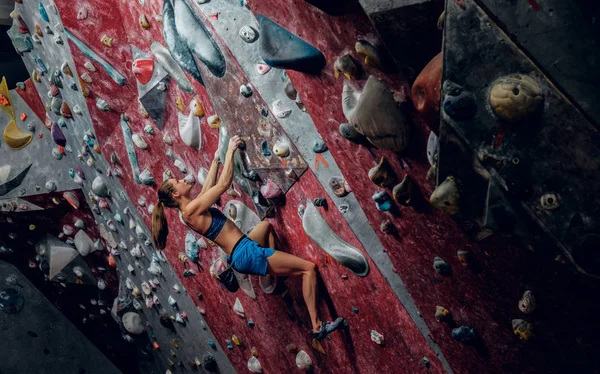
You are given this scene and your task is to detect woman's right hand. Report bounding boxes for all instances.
[227,135,243,154]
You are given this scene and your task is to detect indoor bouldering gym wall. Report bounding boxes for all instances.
[1,0,599,373]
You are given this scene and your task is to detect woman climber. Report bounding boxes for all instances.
[151,135,345,340]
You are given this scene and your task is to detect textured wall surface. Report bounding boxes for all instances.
[2,0,600,373]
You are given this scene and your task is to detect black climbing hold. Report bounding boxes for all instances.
[238,140,246,150]
[159,313,174,328]
[352,306,358,314]
[422,357,430,368]
[313,197,327,207]
[260,106,269,117]
[260,140,272,156]
[242,170,261,182]
[203,353,217,372]
[197,292,203,300]
[451,326,476,345]
[442,81,476,121]
[433,256,451,275]
[258,15,326,73]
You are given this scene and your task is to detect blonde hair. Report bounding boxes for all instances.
[151,180,177,250]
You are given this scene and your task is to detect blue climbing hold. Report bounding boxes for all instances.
[352,306,359,314]
[248,319,255,328]
[372,191,393,212]
[120,114,141,184]
[261,140,271,156]
[225,339,233,350]
[68,168,75,178]
[208,339,216,349]
[452,326,476,345]
[39,2,49,22]
[34,56,48,74]
[258,15,326,73]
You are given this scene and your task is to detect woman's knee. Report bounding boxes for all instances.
[304,261,317,274]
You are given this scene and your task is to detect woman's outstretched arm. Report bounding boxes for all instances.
[184,136,242,217]
[199,159,220,196]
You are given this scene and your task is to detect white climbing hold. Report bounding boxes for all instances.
[80,73,92,83]
[77,8,88,20]
[129,219,136,230]
[247,357,263,373]
[174,159,187,174]
[122,312,144,334]
[74,230,95,256]
[73,105,82,115]
[178,107,201,150]
[96,98,111,111]
[162,133,173,145]
[132,133,148,149]
[370,330,384,345]
[272,100,292,119]
[84,61,96,71]
[233,297,245,317]
[295,350,313,371]
[74,220,86,229]
[63,225,74,236]
[97,279,106,290]
[144,124,155,135]
[92,176,110,197]
[183,174,195,185]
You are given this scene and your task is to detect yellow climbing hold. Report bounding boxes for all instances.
[4,119,33,150]
[0,77,15,119]
[100,34,113,47]
[176,97,184,112]
[191,98,204,117]
[29,224,36,231]
[32,70,41,82]
[139,14,150,29]
[231,334,240,345]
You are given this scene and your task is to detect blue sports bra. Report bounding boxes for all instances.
[201,207,227,241]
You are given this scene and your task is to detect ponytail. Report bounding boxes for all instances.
[151,201,169,250]
[152,180,178,250]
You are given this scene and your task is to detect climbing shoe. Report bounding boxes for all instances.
[312,317,347,340]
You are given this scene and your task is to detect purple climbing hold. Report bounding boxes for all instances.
[51,121,66,146]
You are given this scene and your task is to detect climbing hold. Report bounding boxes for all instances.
[174,159,187,173]
[74,229,95,257]
[86,158,95,168]
[233,297,245,317]
[302,199,369,276]
[132,59,154,85]
[412,52,443,128]
[240,83,253,98]
[163,134,174,145]
[54,34,63,44]
[518,291,536,314]
[132,133,148,150]
[176,97,184,112]
[4,120,33,150]
[239,26,258,43]
[380,220,397,236]
[426,132,439,166]
[368,157,396,188]
[273,142,290,157]
[286,343,298,353]
[35,24,43,36]
[272,100,292,118]
[260,140,271,156]
[39,2,49,22]
[312,139,327,153]
[60,102,72,118]
[141,124,155,136]
[452,326,476,344]
[32,34,41,44]
[392,175,415,206]
[334,54,360,79]
[207,115,220,128]
[203,353,217,371]
[450,253,469,271]
[258,15,325,73]
[51,122,66,146]
[490,74,543,123]
[232,334,241,345]
[77,8,87,20]
[178,102,202,150]
[260,179,282,199]
[355,40,380,68]
[191,98,204,117]
[80,72,92,83]
[92,176,110,197]
[540,193,559,210]
[342,76,410,152]
[372,191,393,211]
[139,169,155,185]
[430,176,460,215]
[74,220,86,230]
[328,177,349,197]
[295,350,313,371]
[370,330,384,345]
[434,306,451,322]
[123,312,144,334]
[256,64,271,75]
[139,14,150,29]
[442,80,476,120]
[32,70,41,82]
[51,97,63,115]
[45,180,57,192]
[339,122,364,143]
[242,170,260,181]
[61,62,73,77]
[512,319,533,341]
[100,34,113,47]
[433,256,451,275]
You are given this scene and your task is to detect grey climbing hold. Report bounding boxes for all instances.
[302,199,369,276]
[139,169,155,185]
[312,138,327,153]
[433,256,451,275]
[339,122,364,143]
[258,15,325,73]
[92,176,110,197]
[16,82,25,90]
[96,98,111,111]
[239,26,258,43]
[122,312,144,334]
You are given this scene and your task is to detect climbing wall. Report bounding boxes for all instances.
[3,0,600,373]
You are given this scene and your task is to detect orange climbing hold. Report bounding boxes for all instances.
[0,94,8,106]
[58,146,66,155]
[132,59,154,85]
[311,339,326,355]
[108,254,116,267]
[315,153,328,169]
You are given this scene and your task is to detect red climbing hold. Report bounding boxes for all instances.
[132,59,154,85]
[60,102,72,118]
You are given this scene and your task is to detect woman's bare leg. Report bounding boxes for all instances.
[247,221,276,249]
[265,251,320,331]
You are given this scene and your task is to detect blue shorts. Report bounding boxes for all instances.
[228,236,276,276]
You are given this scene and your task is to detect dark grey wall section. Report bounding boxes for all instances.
[0,260,121,374]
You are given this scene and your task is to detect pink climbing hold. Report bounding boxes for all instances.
[132,59,154,85]
[256,64,271,75]
[209,12,218,20]
[260,179,282,199]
